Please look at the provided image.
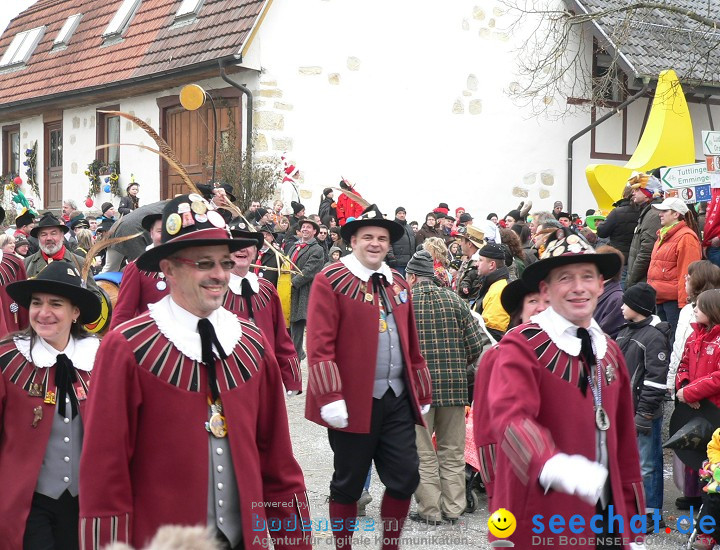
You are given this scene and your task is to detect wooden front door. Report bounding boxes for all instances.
[44,121,63,209]
[161,103,240,199]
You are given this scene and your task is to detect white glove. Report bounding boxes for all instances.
[539,453,608,506]
[286,390,299,398]
[320,399,348,428]
[420,404,431,415]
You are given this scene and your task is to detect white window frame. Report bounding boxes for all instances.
[0,26,45,67]
[102,0,142,40]
[53,14,83,47]
[176,0,204,19]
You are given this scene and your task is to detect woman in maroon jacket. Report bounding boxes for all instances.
[0,261,100,549]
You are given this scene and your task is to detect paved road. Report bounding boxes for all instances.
[287,363,698,549]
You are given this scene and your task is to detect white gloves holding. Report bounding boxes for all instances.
[320,399,348,429]
[286,390,299,398]
[420,404,431,415]
[539,453,608,506]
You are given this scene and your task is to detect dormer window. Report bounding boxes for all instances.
[53,14,82,49]
[0,26,45,67]
[174,0,204,24]
[102,0,142,41]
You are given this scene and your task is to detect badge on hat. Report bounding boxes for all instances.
[166,213,182,235]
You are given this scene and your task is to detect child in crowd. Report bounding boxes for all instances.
[616,282,671,526]
[693,428,720,550]
[677,289,720,407]
[676,289,720,541]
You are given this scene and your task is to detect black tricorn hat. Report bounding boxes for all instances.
[141,213,162,233]
[229,227,264,249]
[96,219,115,233]
[500,278,540,316]
[215,183,236,203]
[30,212,69,238]
[521,228,621,288]
[340,204,404,243]
[6,261,101,323]
[136,194,256,272]
[15,210,33,228]
[665,400,720,470]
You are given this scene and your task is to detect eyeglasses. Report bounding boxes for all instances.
[171,257,235,271]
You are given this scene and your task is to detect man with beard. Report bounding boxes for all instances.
[24,213,103,305]
[289,219,324,360]
[224,229,302,395]
[79,194,311,550]
[24,213,88,278]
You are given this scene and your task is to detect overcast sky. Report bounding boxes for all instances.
[0,1,37,37]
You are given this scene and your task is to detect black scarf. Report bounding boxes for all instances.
[55,353,78,419]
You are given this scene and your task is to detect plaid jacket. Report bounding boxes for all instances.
[411,279,484,406]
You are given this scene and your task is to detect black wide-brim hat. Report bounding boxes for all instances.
[340,204,404,243]
[141,213,162,232]
[500,278,540,316]
[229,228,264,249]
[521,231,621,288]
[137,194,256,272]
[665,400,720,470]
[7,261,101,323]
[30,212,70,238]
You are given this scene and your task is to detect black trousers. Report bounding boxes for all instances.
[24,491,79,550]
[327,390,420,504]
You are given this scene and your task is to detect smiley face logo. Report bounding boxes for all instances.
[488,508,516,538]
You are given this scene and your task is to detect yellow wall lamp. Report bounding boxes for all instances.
[180,83,219,183]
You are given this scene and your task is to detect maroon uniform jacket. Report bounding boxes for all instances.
[79,308,310,550]
[0,337,95,549]
[488,321,645,549]
[223,274,302,392]
[109,261,168,330]
[304,261,432,433]
[0,253,28,337]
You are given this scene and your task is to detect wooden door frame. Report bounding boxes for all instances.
[157,87,242,199]
[43,120,63,210]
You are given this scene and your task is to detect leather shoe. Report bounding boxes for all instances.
[408,512,444,526]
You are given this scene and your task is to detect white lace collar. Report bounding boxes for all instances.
[148,296,241,362]
[14,334,99,371]
[531,306,607,360]
[341,253,394,284]
[228,271,259,295]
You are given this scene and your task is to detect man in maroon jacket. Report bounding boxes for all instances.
[488,230,646,549]
[79,194,311,550]
[305,204,432,550]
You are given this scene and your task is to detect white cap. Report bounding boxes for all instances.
[651,197,689,215]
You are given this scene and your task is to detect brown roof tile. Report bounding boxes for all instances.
[0,0,266,109]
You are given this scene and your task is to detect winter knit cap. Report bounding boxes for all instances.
[505,209,521,222]
[291,201,305,215]
[405,250,435,278]
[101,202,114,214]
[623,282,656,317]
[479,242,512,266]
[395,206,406,215]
